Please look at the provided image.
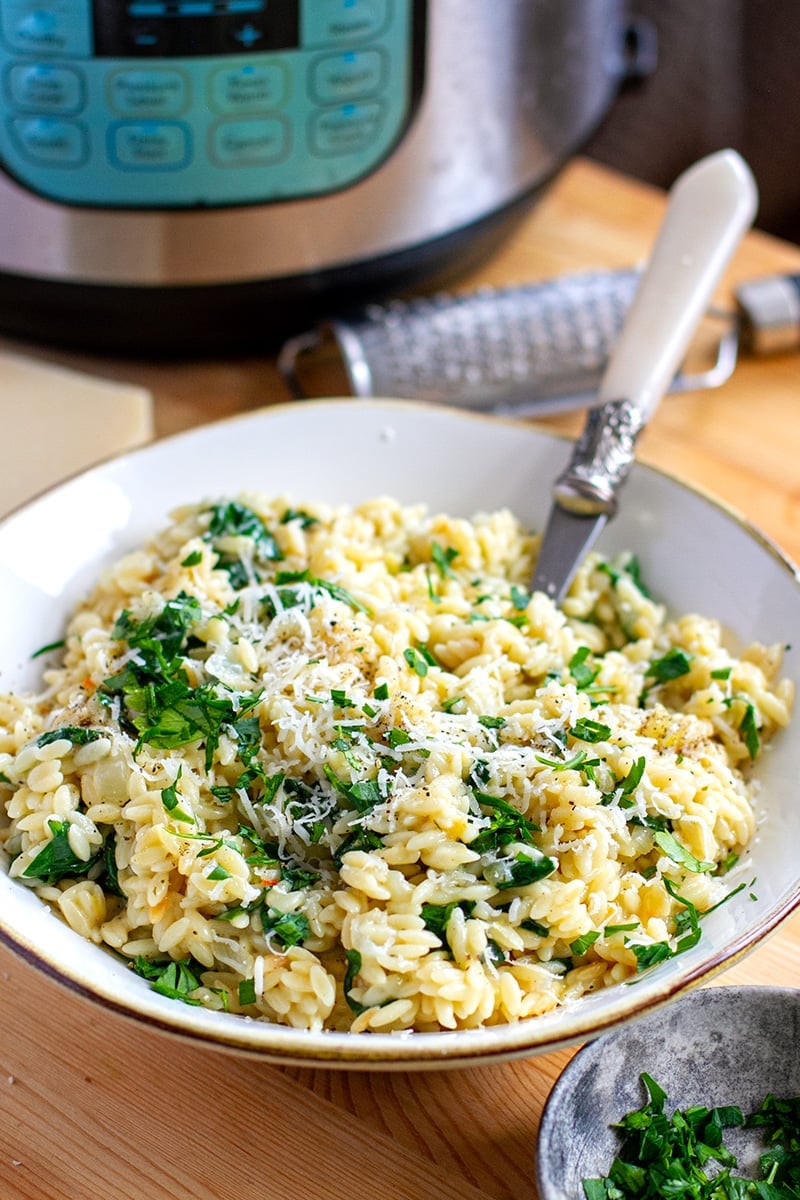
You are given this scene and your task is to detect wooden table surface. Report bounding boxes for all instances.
[2,159,800,1199]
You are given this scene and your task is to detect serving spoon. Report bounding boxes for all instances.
[531,149,758,603]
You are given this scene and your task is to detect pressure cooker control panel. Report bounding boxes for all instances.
[0,0,423,207]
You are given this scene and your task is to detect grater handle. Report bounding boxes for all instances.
[735,273,800,355]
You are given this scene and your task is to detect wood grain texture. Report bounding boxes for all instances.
[1,158,799,1200]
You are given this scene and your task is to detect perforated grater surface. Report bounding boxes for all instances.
[278,268,800,414]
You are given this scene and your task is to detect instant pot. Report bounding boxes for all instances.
[0,0,644,353]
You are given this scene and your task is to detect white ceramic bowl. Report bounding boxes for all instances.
[1,399,798,1068]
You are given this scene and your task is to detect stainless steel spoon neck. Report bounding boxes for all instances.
[552,397,646,516]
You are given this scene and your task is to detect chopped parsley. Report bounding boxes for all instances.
[724,697,761,759]
[161,768,194,824]
[205,500,282,562]
[280,507,319,529]
[22,817,103,885]
[323,765,383,814]
[570,646,600,689]
[421,900,476,951]
[132,955,203,1005]
[207,865,231,881]
[35,726,104,748]
[598,555,651,597]
[271,569,371,616]
[646,647,694,684]
[521,918,549,937]
[238,978,257,1005]
[344,948,366,1014]
[100,592,264,770]
[571,718,611,744]
[431,542,459,579]
[570,931,601,956]
[582,1075,800,1198]
[260,909,310,947]
[510,584,531,611]
[535,749,590,773]
[404,646,430,677]
[653,829,715,874]
[31,638,66,659]
[628,878,744,974]
[386,728,412,749]
[478,715,506,731]
[483,846,556,890]
[470,791,540,854]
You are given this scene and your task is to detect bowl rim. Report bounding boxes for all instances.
[1,397,798,1068]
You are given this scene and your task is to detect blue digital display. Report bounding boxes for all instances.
[93,0,297,56]
[128,2,266,17]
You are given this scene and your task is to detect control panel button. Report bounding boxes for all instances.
[210,115,289,166]
[301,0,389,47]
[209,61,288,114]
[10,114,87,165]
[109,120,191,169]
[309,100,384,155]
[107,68,189,118]
[7,62,84,113]
[0,0,92,56]
[310,48,385,104]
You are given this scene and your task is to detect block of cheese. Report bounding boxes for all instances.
[0,351,153,518]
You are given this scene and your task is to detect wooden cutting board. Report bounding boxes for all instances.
[2,158,800,1200]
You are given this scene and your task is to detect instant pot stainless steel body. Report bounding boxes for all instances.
[0,0,634,352]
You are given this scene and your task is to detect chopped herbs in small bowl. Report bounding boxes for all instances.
[537,986,800,1199]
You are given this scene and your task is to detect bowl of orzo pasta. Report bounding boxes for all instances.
[0,399,797,1068]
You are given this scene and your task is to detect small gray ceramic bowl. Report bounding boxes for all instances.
[537,985,800,1198]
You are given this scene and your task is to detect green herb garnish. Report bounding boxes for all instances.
[280,507,319,529]
[570,931,601,956]
[646,647,694,684]
[653,830,715,874]
[133,955,203,1005]
[510,584,531,611]
[582,1075,800,1198]
[22,817,102,885]
[421,900,476,952]
[31,638,66,659]
[261,909,310,947]
[404,647,429,677]
[570,646,599,689]
[431,542,459,579]
[571,718,611,744]
[483,847,556,890]
[598,555,651,597]
[344,948,366,1014]
[470,791,540,854]
[36,726,104,748]
[535,749,589,773]
[238,978,257,1006]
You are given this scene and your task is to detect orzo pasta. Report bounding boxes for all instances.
[0,495,792,1032]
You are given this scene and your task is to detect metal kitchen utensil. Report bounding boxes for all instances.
[278,269,799,417]
[531,149,758,602]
